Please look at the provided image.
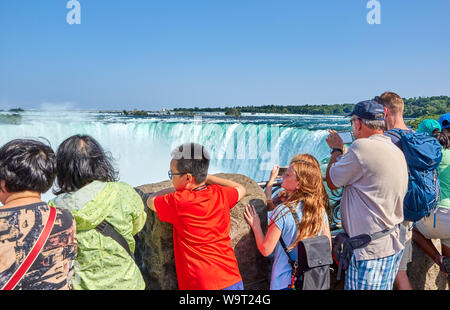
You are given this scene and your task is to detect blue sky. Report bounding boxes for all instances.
[1,0,449,111]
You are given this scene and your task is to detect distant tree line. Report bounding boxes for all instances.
[5,96,448,127]
[172,96,449,118]
[402,96,449,118]
[173,103,355,116]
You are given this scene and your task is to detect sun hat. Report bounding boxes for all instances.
[417,119,441,136]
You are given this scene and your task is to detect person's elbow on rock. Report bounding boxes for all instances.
[237,185,246,201]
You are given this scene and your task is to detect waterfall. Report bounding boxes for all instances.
[1,110,347,202]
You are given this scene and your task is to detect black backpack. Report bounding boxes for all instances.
[280,210,332,290]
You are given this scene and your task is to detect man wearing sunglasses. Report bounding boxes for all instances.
[146,143,246,290]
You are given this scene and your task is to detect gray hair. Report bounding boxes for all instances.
[360,117,386,131]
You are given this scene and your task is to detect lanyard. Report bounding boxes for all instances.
[191,184,208,192]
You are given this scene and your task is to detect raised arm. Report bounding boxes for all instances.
[325,130,347,191]
[325,151,342,191]
[265,165,280,211]
[206,174,246,202]
[146,187,176,212]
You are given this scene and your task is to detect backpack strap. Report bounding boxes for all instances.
[95,220,135,260]
[279,236,299,289]
[279,237,297,269]
[278,203,304,266]
[369,224,398,241]
[1,206,57,290]
[278,203,302,265]
[278,205,303,288]
[385,128,402,140]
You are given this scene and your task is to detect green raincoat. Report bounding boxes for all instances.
[51,181,147,290]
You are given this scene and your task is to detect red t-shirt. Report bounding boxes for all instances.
[154,184,242,290]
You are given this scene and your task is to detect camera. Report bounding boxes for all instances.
[277,167,288,177]
[338,131,354,144]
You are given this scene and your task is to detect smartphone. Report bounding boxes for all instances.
[277,166,288,177]
[338,131,354,144]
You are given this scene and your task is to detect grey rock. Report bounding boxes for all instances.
[408,239,448,290]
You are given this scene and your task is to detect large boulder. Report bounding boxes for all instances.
[134,173,269,290]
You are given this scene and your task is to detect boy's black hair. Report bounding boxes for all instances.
[171,143,210,184]
[54,134,118,194]
[0,139,56,193]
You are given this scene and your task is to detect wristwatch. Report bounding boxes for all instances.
[330,148,343,155]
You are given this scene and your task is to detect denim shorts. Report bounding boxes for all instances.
[221,280,244,290]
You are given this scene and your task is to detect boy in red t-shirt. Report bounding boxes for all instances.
[146,143,246,290]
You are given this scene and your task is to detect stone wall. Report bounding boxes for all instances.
[408,240,448,290]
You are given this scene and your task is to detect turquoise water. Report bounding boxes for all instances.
[0,110,351,201]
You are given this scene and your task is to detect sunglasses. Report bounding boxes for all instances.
[168,170,187,180]
[350,117,359,125]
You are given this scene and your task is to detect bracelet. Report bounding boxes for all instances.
[330,148,343,155]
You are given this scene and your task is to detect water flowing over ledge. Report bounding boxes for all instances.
[1,111,346,200]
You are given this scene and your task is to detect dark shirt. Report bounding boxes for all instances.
[384,128,415,151]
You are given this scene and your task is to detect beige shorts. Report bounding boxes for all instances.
[415,207,450,248]
[398,221,413,271]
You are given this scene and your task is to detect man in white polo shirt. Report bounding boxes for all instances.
[325,99,408,290]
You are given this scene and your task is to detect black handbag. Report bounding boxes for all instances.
[280,235,332,290]
[332,225,398,281]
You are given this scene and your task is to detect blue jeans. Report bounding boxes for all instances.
[221,280,244,290]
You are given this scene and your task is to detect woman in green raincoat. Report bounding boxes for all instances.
[51,135,146,290]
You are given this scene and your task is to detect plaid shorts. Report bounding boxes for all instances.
[345,249,404,290]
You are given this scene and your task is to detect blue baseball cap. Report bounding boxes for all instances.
[439,113,450,129]
[346,100,385,120]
